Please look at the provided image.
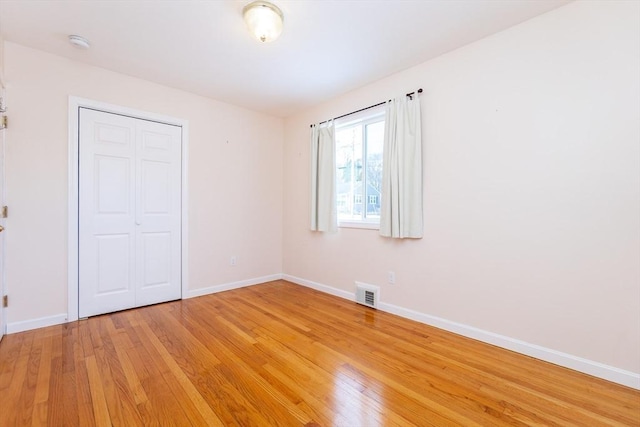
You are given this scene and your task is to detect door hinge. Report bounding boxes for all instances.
[2,295,7,308]
[0,206,7,218]
[0,116,6,130]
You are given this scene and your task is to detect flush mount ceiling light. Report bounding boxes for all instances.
[68,35,90,49]
[242,1,284,43]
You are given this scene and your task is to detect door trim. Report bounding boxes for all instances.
[68,97,189,321]
[0,91,5,340]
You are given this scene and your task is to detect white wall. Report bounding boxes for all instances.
[0,34,4,82]
[3,42,283,325]
[283,0,640,376]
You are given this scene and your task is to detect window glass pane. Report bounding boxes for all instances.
[336,125,363,221]
[335,110,384,227]
[365,121,384,219]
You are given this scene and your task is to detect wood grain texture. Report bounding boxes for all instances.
[0,280,638,426]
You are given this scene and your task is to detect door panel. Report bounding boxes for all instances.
[79,109,137,318]
[141,232,170,287]
[79,108,181,317]
[96,155,130,213]
[135,120,181,307]
[142,160,170,213]
[96,234,132,294]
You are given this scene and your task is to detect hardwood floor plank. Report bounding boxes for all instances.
[0,330,26,391]
[120,326,184,426]
[30,332,52,426]
[262,363,347,426]
[110,329,149,406]
[3,330,36,426]
[85,354,112,427]
[44,355,66,426]
[93,317,145,427]
[135,314,225,426]
[1,280,638,426]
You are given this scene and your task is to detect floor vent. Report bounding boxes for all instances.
[355,282,379,309]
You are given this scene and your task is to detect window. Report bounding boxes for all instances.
[335,110,384,228]
[337,193,348,210]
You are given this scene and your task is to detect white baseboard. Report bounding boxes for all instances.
[284,275,640,390]
[185,274,283,299]
[6,275,282,334]
[283,274,353,300]
[7,313,68,334]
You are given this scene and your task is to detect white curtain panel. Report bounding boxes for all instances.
[380,95,423,238]
[310,121,337,232]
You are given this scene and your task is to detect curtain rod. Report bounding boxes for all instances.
[311,88,423,128]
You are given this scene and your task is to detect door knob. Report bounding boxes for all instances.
[0,225,4,232]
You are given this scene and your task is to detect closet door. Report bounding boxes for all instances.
[134,119,182,307]
[78,108,181,318]
[79,109,137,317]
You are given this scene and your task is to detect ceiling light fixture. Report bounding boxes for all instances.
[68,35,90,49]
[242,1,284,43]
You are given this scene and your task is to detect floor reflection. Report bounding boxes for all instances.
[333,364,384,426]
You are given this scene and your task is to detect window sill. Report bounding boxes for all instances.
[338,221,380,230]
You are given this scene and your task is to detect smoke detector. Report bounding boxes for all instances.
[68,35,90,49]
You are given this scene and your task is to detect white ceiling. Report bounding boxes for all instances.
[0,0,571,117]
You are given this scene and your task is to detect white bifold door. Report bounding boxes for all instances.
[79,108,182,318]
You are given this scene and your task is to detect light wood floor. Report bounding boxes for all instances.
[1,281,638,426]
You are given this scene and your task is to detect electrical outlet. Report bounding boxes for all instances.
[230,256,237,266]
[388,271,396,284]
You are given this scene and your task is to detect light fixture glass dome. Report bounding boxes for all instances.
[243,1,284,43]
